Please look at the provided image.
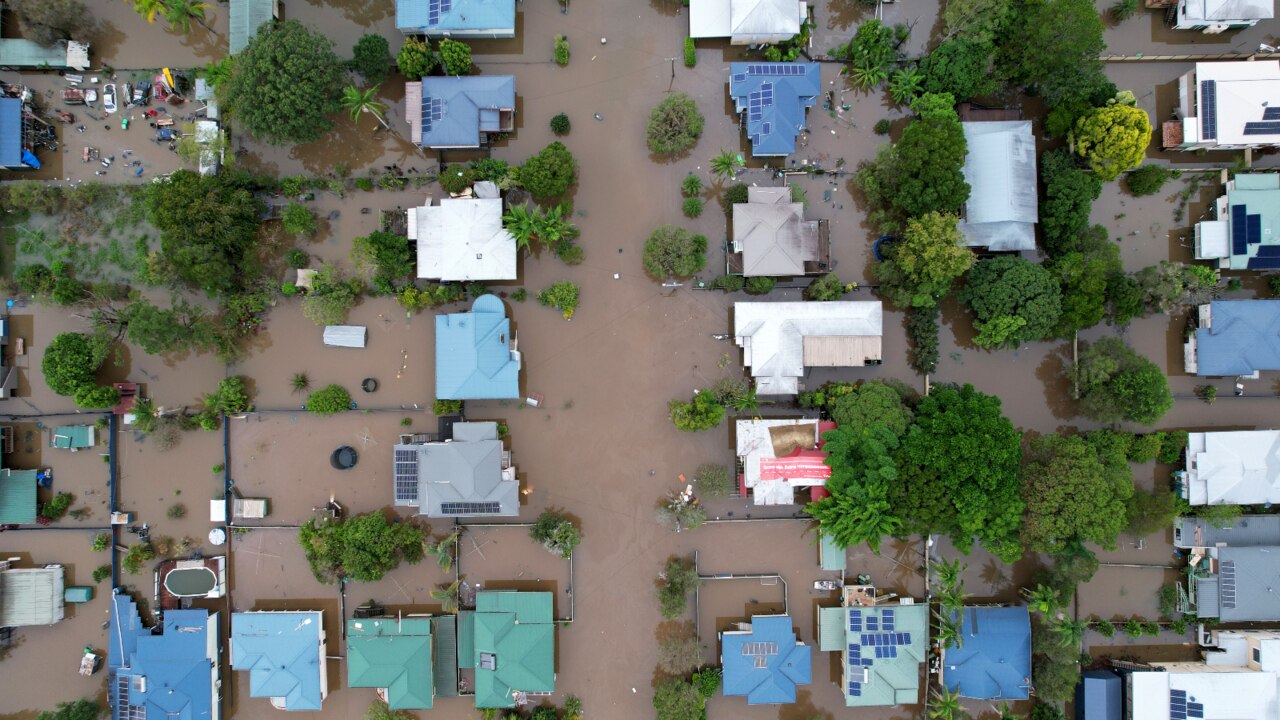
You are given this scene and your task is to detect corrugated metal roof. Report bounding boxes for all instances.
[819,533,845,571]
[734,192,818,276]
[407,422,518,518]
[840,603,927,707]
[396,0,516,35]
[51,425,93,449]
[229,0,276,54]
[432,615,459,698]
[435,295,521,400]
[231,611,326,711]
[690,0,803,42]
[721,615,812,705]
[941,606,1031,700]
[415,76,515,149]
[1210,546,1280,621]
[413,198,517,281]
[728,63,820,157]
[1196,300,1280,376]
[0,566,64,626]
[109,597,219,720]
[472,591,555,708]
[0,97,22,169]
[959,121,1037,251]
[0,468,37,524]
[456,611,475,669]
[1175,515,1280,549]
[1076,670,1123,720]
[346,618,433,709]
[0,39,70,70]
[734,301,883,395]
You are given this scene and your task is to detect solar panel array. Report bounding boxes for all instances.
[744,64,809,76]
[1265,107,1280,121]
[846,608,911,697]
[747,82,774,123]
[394,449,419,503]
[422,97,444,133]
[1248,256,1280,269]
[1200,81,1217,140]
[741,641,778,668]
[427,0,453,26]
[1221,560,1236,609]
[1170,689,1205,720]
[1233,205,1249,256]
[1244,121,1280,135]
[440,501,502,515]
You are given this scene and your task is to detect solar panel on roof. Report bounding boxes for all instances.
[1265,106,1280,121]
[1248,213,1262,245]
[1248,256,1280,269]
[1255,245,1280,257]
[1201,81,1217,140]
[1171,690,1188,720]
[1244,121,1280,135]
[394,449,419,503]
[1221,560,1236,609]
[440,501,501,515]
[1233,205,1248,257]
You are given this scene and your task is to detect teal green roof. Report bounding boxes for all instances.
[432,616,459,698]
[819,533,845,572]
[52,425,93,449]
[346,618,434,709]
[457,611,475,669]
[229,0,276,54]
[471,591,555,708]
[841,603,928,707]
[0,469,37,524]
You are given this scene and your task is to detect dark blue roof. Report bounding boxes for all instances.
[416,76,515,149]
[942,607,1031,700]
[110,593,219,720]
[1196,300,1280,376]
[0,97,23,169]
[728,63,820,156]
[721,615,812,705]
[1075,669,1122,720]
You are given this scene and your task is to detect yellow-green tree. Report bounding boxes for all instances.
[1073,104,1151,181]
[873,211,974,309]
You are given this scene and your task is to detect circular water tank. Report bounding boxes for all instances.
[331,446,358,470]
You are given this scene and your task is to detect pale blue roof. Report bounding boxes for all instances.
[1195,300,1280,376]
[435,295,520,400]
[229,0,276,54]
[1218,174,1280,271]
[0,98,22,169]
[721,615,812,705]
[110,594,219,720]
[416,76,515,149]
[942,607,1031,700]
[231,612,325,711]
[396,0,516,35]
[729,63,820,157]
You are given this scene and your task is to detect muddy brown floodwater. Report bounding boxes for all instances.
[1,0,1279,718]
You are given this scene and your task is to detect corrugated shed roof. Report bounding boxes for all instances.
[456,611,475,669]
[729,63,820,156]
[817,607,846,652]
[472,591,555,708]
[1076,670,1122,720]
[396,0,516,35]
[0,39,71,70]
[0,468,37,524]
[229,0,276,55]
[819,533,845,571]
[52,425,93,449]
[0,566,64,626]
[432,615,459,698]
[415,76,515,149]
[721,615,812,705]
[231,611,326,711]
[346,618,433,709]
[435,295,521,400]
[413,197,517,281]
[942,606,1031,700]
[1196,300,1280,376]
[0,97,22,169]
[959,121,1037,251]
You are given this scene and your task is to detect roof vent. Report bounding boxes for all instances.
[479,652,497,670]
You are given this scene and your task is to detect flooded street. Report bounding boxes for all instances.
[0,0,1278,717]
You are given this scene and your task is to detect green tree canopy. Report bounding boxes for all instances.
[942,0,1011,44]
[302,264,360,326]
[298,512,425,583]
[646,93,705,155]
[873,212,974,309]
[517,142,577,199]
[1073,103,1152,181]
[9,0,89,45]
[1039,149,1103,258]
[830,381,913,436]
[1021,433,1134,553]
[396,37,434,78]
[34,698,102,720]
[919,39,998,101]
[1072,337,1173,424]
[353,230,414,293]
[669,390,725,432]
[142,170,266,297]
[808,425,903,551]
[653,678,705,720]
[438,38,473,75]
[959,256,1062,347]
[222,20,346,145]
[41,332,109,397]
[643,225,707,278]
[996,0,1105,106]
[892,384,1024,561]
[1051,225,1122,336]
[1133,261,1218,314]
[351,34,390,84]
[306,384,353,416]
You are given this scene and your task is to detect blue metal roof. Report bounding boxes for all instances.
[0,97,23,169]
[728,63,820,157]
[1196,300,1280,376]
[1076,669,1122,720]
[110,593,219,720]
[436,295,521,400]
[721,615,812,705]
[396,0,516,35]
[231,612,325,711]
[416,76,514,148]
[942,606,1031,700]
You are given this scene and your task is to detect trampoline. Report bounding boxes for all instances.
[331,446,358,470]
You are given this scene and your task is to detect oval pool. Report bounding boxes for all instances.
[164,567,216,597]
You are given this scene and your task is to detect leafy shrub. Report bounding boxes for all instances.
[804,273,846,301]
[396,37,434,78]
[438,164,474,194]
[123,543,155,574]
[301,264,359,326]
[92,564,112,583]
[657,557,700,618]
[647,93,705,155]
[711,274,745,292]
[298,512,425,583]
[285,248,310,269]
[282,202,317,237]
[553,35,569,66]
[643,225,707,278]
[438,38,473,75]
[723,182,749,208]
[682,196,704,218]
[745,276,775,295]
[538,281,581,319]
[42,332,109,397]
[906,305,940,374]
[530,510,581,558]
[15,264,56,295]
[1126,164,1177,196]
[1128,432,1165,463]
[351,33,390,84]
[669,390,724,432]
[681,173,703,197]
[693,668,721,699]
[355,177,374,191]
[683,37,696,67]
[167,503,186,519]
[512,288,528,302]
[433,399,463,415]
[694,464,733,497]
[874,118,892,135]
[92,533,111,552]
[51,277,86,306]
[516,142,577,199]
[550,113,571,135]
[74,384,120,409]
[306,384,352,416]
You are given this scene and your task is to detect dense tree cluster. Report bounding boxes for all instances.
[298,512,425,583]
[959,256,1062,348]
[1071,338,1173,425]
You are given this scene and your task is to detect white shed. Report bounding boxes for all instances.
[323,325,367,348]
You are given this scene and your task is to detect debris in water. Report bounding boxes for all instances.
[594,113,603,121]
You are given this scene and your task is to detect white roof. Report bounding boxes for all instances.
[959,121,1038,251]
[689,0,803,40]
[1210,631,1280,672]
[409,197,517,282]
[1180,0,1274,24]
[735,418,822,503]
[1130,669,1279,720]
[322,325,367,348]
[1197,220,1230,260]
[1185,430,1280,505]
[1195,61,1280,146]
[734,301,882,395]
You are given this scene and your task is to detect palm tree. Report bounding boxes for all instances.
[341,85,389,129]
[934,609,963,650]
[535,202,579,255]
[127,0,167,24]
[202,58,234,90]
[935,584,968,616]
[1023,583,1062,617]
[426,530,460,572]
[932,557,966,591]
[430,580,461,614]
[163,0,213,33]
[710,148,743,180]
[888,67,923,105]
[928,687,967,720]
[502,204,542,253]
[1051,617,1089,648]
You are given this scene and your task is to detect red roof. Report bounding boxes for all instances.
[759,448,831,482]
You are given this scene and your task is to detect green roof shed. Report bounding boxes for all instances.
[51,425,94,450]
[0,469,37,524]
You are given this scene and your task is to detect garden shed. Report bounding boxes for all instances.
[323,325,367,348]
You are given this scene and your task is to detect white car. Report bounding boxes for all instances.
[102,83,117,114]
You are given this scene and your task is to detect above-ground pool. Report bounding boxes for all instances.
[164,567,217,597]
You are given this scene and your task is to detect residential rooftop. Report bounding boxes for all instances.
[1183,429,1280,506]
[109,594,220,720]
[721,615,812,705]
[1188,301,1280,376]
[1194,175,1280,270]
[689,0,805,43]
[406,76,515,149]
[409,197,517,282]
[731,186,829,277]
[959,120,1037,252]
[230,611,327,711]
[392,421,518,517]
[347,617,434,709]
[396,0,516,36]
[734,301,883,395]
[459,591,555,708]
[818,599,927,707]
[436,295,521,400]
[728,63,820,157]
[941,606,1031,700]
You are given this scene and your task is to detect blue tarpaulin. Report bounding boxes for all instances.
[21,150,39,169]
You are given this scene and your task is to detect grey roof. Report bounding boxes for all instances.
[734,187,820,276]
[0,566,65,627]
[689,0,804,42]
[229,0,276,54]
[410,77,515,149]
[1183,0,1273,22]
[959,121,1037,251]
[1195,301,1280,376]
[1175,515,1280,549]
[395,422,518,517]
[734,301,883,395]
[1203,546,1280,621]
[1075,670,1122,720]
